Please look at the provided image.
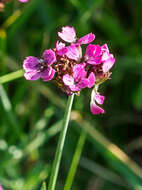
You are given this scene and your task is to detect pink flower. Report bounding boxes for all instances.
[0,185,3,190]
[90,89,105,115]
[23,49,56,81]
[63,63,95,92]
[58,26,95,45]
[19,0,29,3]
[23,26,115,116]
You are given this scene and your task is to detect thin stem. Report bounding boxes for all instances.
[0,69,24,84]
[48,94,74,190]
[64,130,86,190]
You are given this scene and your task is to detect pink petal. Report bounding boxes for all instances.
[19,0,29,2]
[77,78,89,89]
[77,33,95,44]
[101,44,109,52]
[73,63,86,81]
[102,57,115,73]
[55,41,67,56]
[95,93,105,105]
[70,84,80,92]
[23,56,39,72]
[66,45,82,61]
[90,101,104,115]
[24,70,40,81]
[65,88,73,95]
[41,67,55,81]
[88,72,95,88]
[42,49,56,65]
[85,44,101,65]
[0,185,3,190]
[56,41,65,50]
[58,26,76,43]
[63,74,74,86]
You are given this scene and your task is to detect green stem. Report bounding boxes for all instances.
[48,94,74,190]
[0,69,24,84]
[64,130,86,190]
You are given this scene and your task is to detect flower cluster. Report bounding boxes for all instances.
[23,26,115,114]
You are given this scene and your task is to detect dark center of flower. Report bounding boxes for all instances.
[38,59,48,72]
[52,56,77,92]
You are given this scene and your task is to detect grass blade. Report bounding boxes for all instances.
[41,182,46,190]
[64,130,86,190]
[0,69,24,84]
[78,120,142,188]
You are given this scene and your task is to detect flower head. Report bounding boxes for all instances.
[23,26,115,115]
[0,185,3,190]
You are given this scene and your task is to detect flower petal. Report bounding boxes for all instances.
[55,41,68,56]
[63,74,74,86]
[19,0,29,2]
[42,49,56,65]
[85,44,101,65]
[73,63,86,81]
[88,72,95,88]
[24,70,40,80]
[90,101,104,115]
[70,84,80,92]
[77,33,95,44]
[41,67,55,81]
[102,57,115,73]
[95,93,105,105]
[101,43,109,52]
[66,45,82,61]
[77,78,89,89]
[58,26,76,43]
[23,56,39,72]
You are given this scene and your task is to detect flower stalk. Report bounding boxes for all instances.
[48,94,74,190]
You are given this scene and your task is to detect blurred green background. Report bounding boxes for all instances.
[0,0,142,189]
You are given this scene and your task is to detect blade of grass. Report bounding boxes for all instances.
[38,84,65,109]
[0,69,24,84]
[48,94,74,190]
[78,120,142,188]
[0,29,7,74]
[8,0,41,37]
[64,129,86,190]
[80,157,128,188]
[0,84,23,140]
[24,120,63,155]
[2,10,21,29]
[41,182,46,190]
